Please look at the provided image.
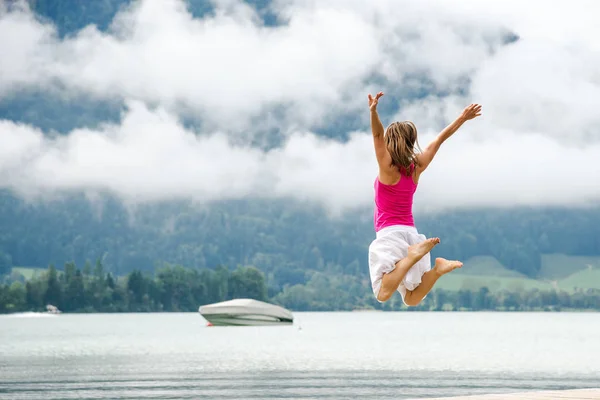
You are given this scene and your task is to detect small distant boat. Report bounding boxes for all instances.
[198,299,293,326]
[46,304,61,314]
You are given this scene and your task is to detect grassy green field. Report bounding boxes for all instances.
[436,274,556,292]
[452,256,527,278]
[433,253,600,293]
[556,268,600,291]
[11,267,48,280]
[539,253,600,279]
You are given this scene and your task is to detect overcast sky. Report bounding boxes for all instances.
[1,0,599,214]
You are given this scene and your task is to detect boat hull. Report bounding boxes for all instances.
[199,299,294,327]
[202,313,293,326]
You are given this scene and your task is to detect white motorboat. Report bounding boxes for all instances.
[198,299,293,326]
[46,304,61,314]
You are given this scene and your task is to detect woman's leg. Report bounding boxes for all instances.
[403,257,463,306]
[377,237,440,302]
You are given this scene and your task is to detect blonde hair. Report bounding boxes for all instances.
[385,121,422,176]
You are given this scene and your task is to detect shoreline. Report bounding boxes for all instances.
[2,308,600,316]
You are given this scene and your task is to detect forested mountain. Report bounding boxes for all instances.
[1,0,599,312]
[1,190,599,282]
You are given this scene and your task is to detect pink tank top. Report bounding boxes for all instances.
[373,164,417,231]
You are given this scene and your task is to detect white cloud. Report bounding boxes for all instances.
[0,0,515,129]
[414,128,600,212]
[0,0,383,130]
[448,0,600,50]
[0,0,600,214]
[2,101,599,216]
[0,101,376,210]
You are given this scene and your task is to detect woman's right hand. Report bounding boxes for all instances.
[368,92,384,111]
[460,103,482,121]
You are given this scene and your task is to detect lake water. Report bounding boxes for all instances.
[1,312,599,399]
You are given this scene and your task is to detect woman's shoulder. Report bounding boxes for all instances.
[378,165,401,186]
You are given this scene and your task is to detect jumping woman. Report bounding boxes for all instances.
[367,91,482,306]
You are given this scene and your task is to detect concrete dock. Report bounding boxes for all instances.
[423,388,600,399]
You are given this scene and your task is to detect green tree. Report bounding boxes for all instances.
[64,269,86,312]
[474,287,491,310]
[63,261,76,285]
[155,265,195,311]
[126,270,156,311]
[44,265,62,308]
[88,259,108,310]
[207,265,229,303]
[274,284,313,311]
[26,280,45,310]
[0,251,12,276]
[502,291,522,311]
[106,273,116,289]
[228,266,267,301]
[0,282,26,312]
[434,289,449,311]
[457,290,473,310]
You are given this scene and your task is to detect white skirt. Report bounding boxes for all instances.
[368,224,432,304]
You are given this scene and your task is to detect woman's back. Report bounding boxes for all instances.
[373,165,417,231]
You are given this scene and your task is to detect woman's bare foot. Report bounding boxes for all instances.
[434,257,463,276]
[408,237,440,261]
